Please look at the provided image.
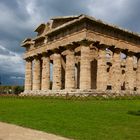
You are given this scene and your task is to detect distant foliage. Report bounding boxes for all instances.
[0,86,24,95]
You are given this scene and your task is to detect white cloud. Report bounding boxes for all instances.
[10,76,24,79]
[88,0,126,23]
[88,0,140,32]
[17,0,45,30]
[0,45,24,75]
[0,0,42,40]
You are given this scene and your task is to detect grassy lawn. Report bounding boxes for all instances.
[0,97,140,140]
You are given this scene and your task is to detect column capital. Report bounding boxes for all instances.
[33,54,42,60]
[98,46,106,59]
[41,52,50,58]
[127,51,134,57]
[52,52,61,60]
[62,49,74,56]
[135,53,140,58]
[25,57,33,61]
[112,48,121,59]
[90,44,98,50]
[113,48,122,53]
[97,44,107,50]
[65,43,76,49]
[79,39,92,46]
[42,52,47,57]
[51,48,61,54]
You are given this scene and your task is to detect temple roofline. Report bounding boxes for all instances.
[22,14,140,46]
[51,15,80,20]
[46,14,140,39]
[34,23,46,33]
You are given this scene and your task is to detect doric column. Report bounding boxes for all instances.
[112,48,121,91]
[65,50,75,89]
[41,53,50,90]
[80,44,91,90]
[97,46,107,91]
[24,58,32,91]
[52,53,62,90]
[90,46,98,89]
[32,56,41,90]
[125,52,134,91]
[136,55,140,93]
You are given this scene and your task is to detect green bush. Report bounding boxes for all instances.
[0,86,24,94]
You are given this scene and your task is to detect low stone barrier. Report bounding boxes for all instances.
[20,89,140,99]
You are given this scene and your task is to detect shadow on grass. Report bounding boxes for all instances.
[128,110,140,116]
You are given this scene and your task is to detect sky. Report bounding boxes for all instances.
[0,0,140,85]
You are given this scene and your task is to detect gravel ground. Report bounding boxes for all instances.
[0,122,71,140]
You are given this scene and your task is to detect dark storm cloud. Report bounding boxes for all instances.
[35,0,91,18]
[87,0,140,33]
[0,73,24,85]
[0,0,140,85]
[116,0,140,33]
[0,0,29,21]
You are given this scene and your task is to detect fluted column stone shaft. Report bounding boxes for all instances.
[24,59,32,91]
[52,53,62,90]
[80,46,91,90]
[97,48,107,91]
[65,50,75,89]
[112,49,121,91]
[125,53,134,91]
[32,57,41,90]
[41,55,50,90]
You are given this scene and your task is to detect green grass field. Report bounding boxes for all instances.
[0,97,140,140]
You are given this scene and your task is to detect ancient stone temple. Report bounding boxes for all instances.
[21,14,140,95]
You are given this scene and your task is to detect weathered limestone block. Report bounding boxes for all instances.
[80,45,91,89]
[41,54,50,90]
[52,53,62,90]
[125,53,134,91]
[112,49,121,91]
[24,59,32,91]
[136,56,140,92]
[97,47,107,91]
[32,57,41,90]
[65,50,75,89]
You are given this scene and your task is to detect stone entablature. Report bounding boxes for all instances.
[21,14,140,95]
